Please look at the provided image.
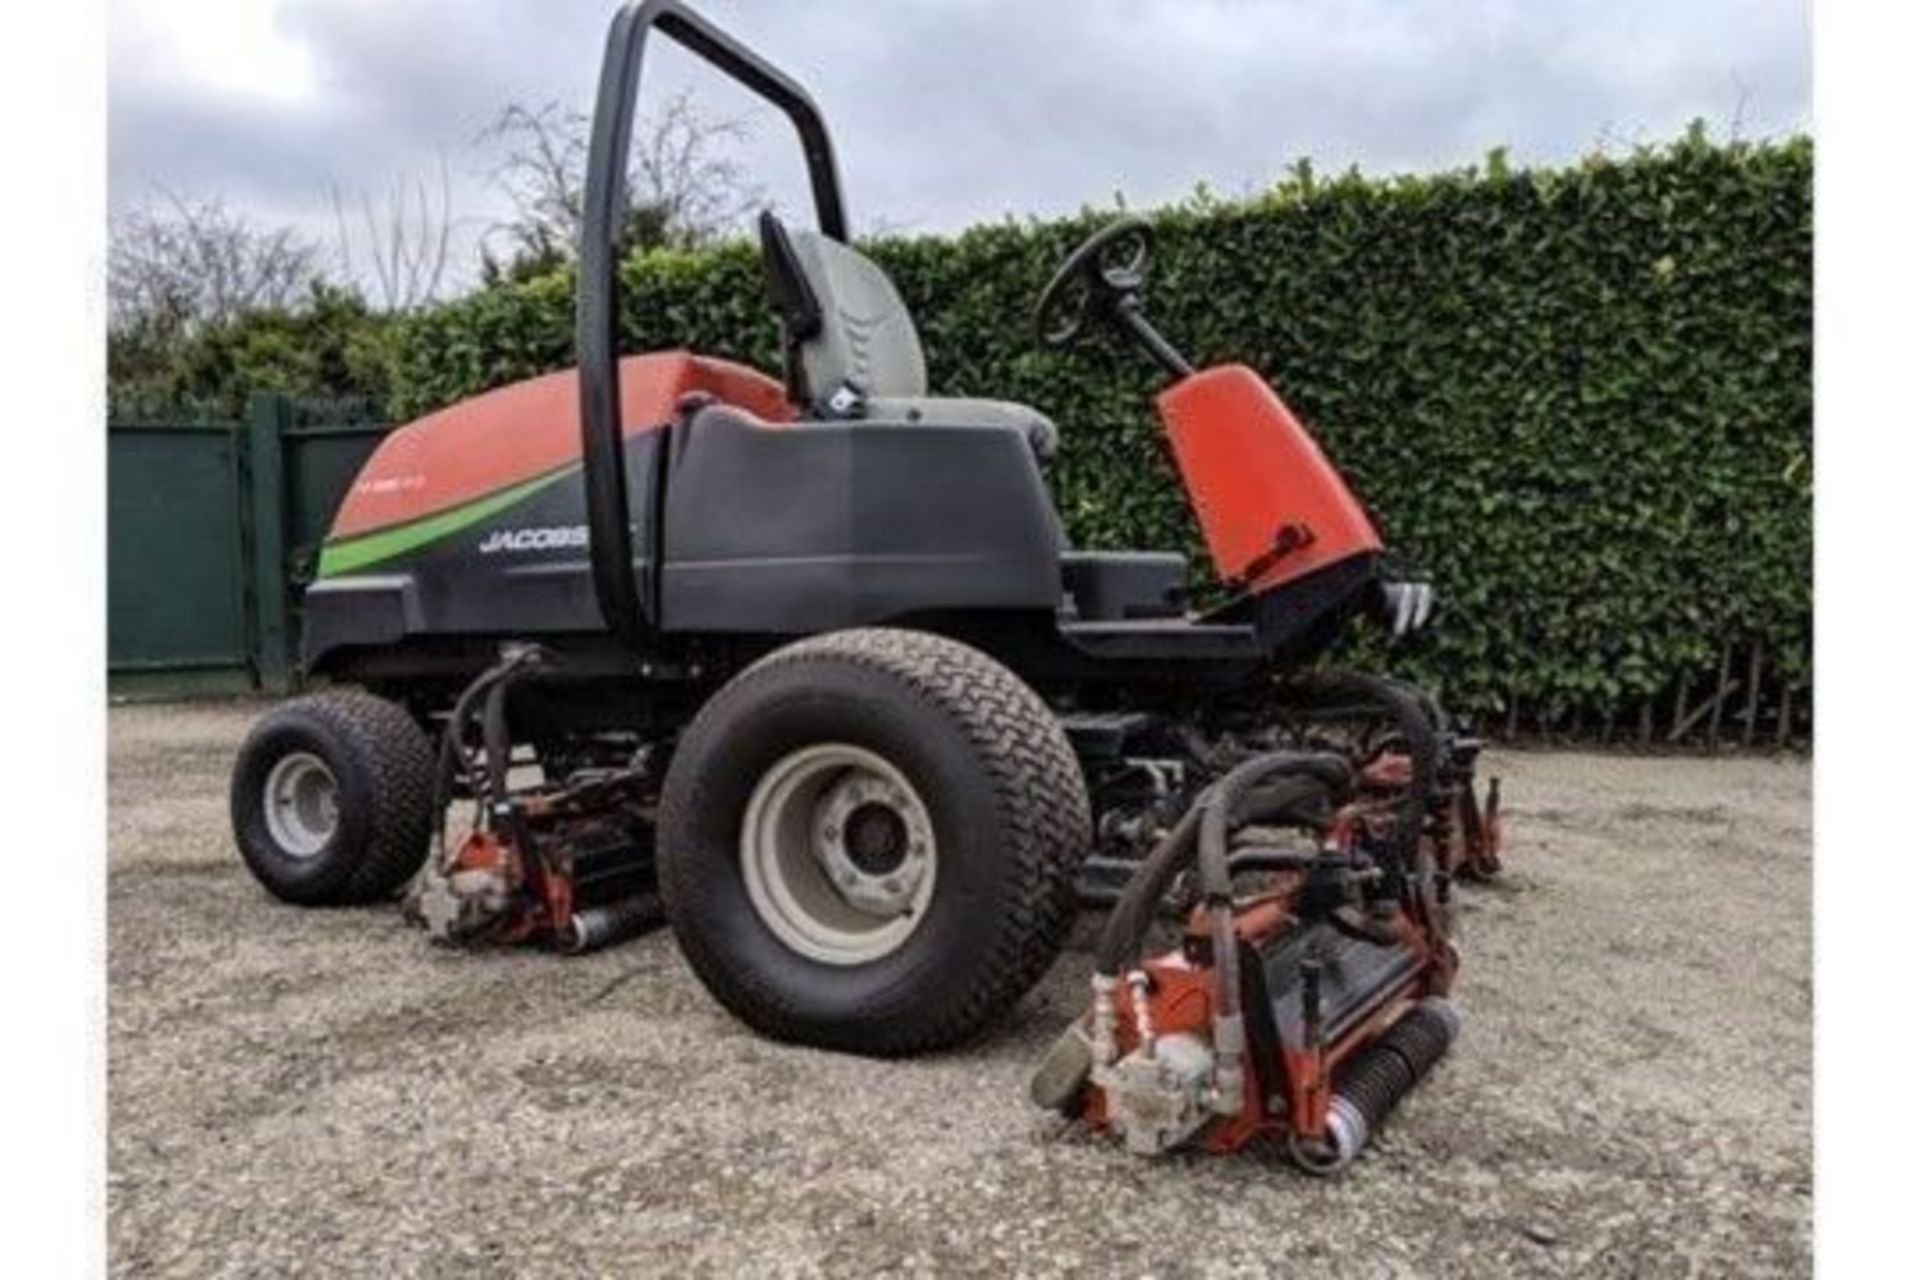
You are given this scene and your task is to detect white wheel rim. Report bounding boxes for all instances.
[263,751,340,858]
[740,743,938,966]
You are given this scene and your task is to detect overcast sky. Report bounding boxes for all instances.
[109,0,1810,291]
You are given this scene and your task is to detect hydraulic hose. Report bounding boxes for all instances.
[1189,751,1347,1107]
[1093,803,1203,976]
[1090,750,1351,1110]
[429,664,508,860]
[428,647,552,862]
[1093,753,1351,977]
[481,671,516,806]
[1194,752,1351,904]
[1278,670,1438,881]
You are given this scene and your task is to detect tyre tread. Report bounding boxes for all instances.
[233,688,436,905]
[663,627,1090,1055]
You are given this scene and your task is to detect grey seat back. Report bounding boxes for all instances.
[757,212,1060,459]
[784,227,928,406]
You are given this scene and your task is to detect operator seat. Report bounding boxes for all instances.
[756,211,1184,621]
[757,212,1060,458]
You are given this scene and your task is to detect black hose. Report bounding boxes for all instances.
[429,663,509,855]
[1236,776,1339,830]
[428,648,552,857]
[482,670,516,805]
[1196,752,1351,905]
[1191,752,1349,1034]
[1279,670,1438,879]
[1093,751,1351,977]
[439,668,496,790]
[1093,803,1202,975]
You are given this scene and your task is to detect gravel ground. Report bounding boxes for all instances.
[108,701,1811,1278]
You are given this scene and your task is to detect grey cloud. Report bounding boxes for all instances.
[109,0,1810,284]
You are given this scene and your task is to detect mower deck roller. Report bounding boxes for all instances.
[228,0,1499,1103]
[1294,997,1459,1174]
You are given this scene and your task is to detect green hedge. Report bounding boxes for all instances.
[383,134,1810,735]
[109,284,395,420]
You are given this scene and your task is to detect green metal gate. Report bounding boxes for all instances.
[107,394,390,698]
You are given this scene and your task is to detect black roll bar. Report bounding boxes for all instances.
[577,0,848,642]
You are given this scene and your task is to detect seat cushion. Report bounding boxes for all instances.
[864,396,1060,458]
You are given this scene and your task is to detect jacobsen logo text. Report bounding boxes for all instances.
[478,525,589,554]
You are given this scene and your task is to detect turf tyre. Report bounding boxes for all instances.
[658,627,1090,1056]
[230,689,436,906]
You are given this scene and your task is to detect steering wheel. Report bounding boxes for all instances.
[1034,217,1156,347]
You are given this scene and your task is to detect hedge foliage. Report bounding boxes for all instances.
[380,133,1810,728]
[109,284,395,420]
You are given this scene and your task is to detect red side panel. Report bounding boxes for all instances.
[331,352,792,540]
[1156,364,1382,591]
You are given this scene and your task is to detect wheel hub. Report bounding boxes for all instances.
[741,743,938,965]
[263,751,339,858]
[842,802,908,875]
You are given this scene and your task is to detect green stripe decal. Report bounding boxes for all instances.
[317,463,580,577]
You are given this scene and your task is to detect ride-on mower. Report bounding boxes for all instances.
[228,0,1500,1171]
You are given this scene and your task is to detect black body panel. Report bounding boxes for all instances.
[1209,555,1381,661]
[659,406,1063,633]
[1061,551,1184,620]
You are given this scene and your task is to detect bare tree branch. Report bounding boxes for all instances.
[479,89,764,276]
[331,154,456,312]
[629,90,762,242]
[108,190,322,334]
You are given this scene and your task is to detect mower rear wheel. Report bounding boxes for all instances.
[230,689,436,906]
[659,628,1090,1056]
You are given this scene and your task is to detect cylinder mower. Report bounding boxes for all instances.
[1030,675,1481,1173]
[402,645,664,955]
[225,0,1501,1156]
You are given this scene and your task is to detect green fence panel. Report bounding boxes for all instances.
[107,422,251,681]
[108,397,395,697]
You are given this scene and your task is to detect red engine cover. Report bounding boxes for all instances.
[330,351,791,542]
[1156,365,1382,591]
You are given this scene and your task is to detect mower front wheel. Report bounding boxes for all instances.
[230,689,436,906]
[658,628,1090,1056]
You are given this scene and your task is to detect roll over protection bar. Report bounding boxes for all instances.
[577,0,849,641]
